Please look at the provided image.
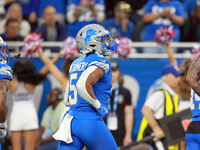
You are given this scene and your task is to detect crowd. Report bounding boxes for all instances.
[0,0,198,53]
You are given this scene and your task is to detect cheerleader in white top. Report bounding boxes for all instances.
[9,58,60,150]
[9,60,46,150]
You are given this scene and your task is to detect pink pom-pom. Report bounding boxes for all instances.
[115,37,131,59]
[192,43,200,60]
[154,26,176,47]
[21,32,43,58]
[60,36,79,60]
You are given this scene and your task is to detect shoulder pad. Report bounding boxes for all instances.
[0,66,13,78]
[88,58,110,74]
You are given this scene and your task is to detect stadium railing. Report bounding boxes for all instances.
[6,41,196,58]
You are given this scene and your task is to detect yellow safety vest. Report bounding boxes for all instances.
[137,87,179,150]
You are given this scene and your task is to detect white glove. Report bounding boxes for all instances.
[0,121,7,138]
[0,128,7,138]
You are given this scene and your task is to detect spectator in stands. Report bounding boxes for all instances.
[66,0,105,38]
[19,0,39,32]
[0,3,31,37]
[37,0,67,25]
[182,5,200,42]
[4,0,39,32]
[142,0,184,53]
[0,0,17,21]
[104,0,145,24]
[35,6,66,41]
[35,88,64,150]
[103,1,135,40]
[104,60,133,147]
[0,18,24,41]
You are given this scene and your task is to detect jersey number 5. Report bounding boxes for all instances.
[69,73,78,105]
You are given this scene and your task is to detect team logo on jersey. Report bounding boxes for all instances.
[80,29,97,45]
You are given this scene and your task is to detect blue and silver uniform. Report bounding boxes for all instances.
[0,62,12,148]
[67,53,112,119]
[57,53,118,150]
[190,89,200,121]
[186,89,200,150]
[0,62,13,81]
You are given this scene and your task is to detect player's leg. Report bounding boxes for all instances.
[57,135,84,150]
[186,133,200,150]
[78,119,118,150]
[24,129,37,150]
[186,121,200,150]
[36,141,59,150]
[11,131,23,150]
[56,117,84,150]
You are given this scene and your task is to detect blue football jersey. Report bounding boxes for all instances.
[190,89,200,121]
[0,62,13,81]
[67,53,112,119]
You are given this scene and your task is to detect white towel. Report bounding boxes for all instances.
[53,113,74,144]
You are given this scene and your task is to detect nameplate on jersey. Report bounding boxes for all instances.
[69,62,88,73]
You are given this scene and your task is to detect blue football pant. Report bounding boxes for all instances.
[57,118,118,150]
[186,133,200,150]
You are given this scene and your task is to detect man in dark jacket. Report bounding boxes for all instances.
[35,6,66,41]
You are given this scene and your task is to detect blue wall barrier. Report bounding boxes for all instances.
[8,57,185,141]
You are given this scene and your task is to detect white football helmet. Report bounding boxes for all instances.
[0,37,10,64]
[76,24,117,56]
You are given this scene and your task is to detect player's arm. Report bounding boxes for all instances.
[76,66,103,109]
[0,79,10,123]
[64,81,69,106]
[187,53,200,96]
[76,65,108,119]
[0,78,10,138]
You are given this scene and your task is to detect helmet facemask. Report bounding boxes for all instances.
[96,33,117,56]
